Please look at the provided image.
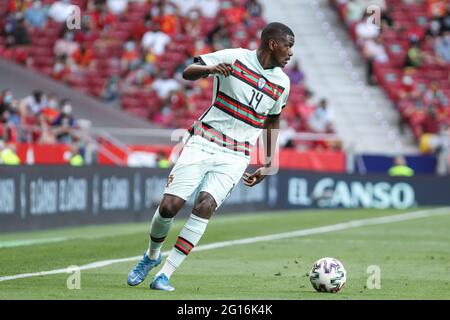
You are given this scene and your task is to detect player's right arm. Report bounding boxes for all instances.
[182,62,233,81]
[182,48,242,81]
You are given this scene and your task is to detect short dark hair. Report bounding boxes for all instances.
[261,22,294,45]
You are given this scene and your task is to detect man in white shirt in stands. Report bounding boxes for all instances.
[141,24,171,56]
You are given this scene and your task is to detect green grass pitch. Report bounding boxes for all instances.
[0,208,449,300]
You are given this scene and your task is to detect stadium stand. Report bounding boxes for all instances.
[0,0,341,151]
[331,0,450,154]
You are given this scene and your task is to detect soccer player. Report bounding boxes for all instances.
[127,22,294,291]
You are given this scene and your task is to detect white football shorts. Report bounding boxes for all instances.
[164,136,250,208]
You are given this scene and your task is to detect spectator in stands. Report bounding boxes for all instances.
[141,23,171,56]
[4,13,17,38]
[426,0,447,18]
[52,54,71,81]
[156,150,170,168]
[123,67,154,90]
[68,142,84,166]
[423,81,449,108]
[363,36,389,85]
[158,3,182,36]
[199,0,221,18]
[142,45,158,75]
[106,0,129,16]
[434,31,450,62]
[245,0,263,17]
[73,15,96,43]
[71,43,94,68]
[426,18,443,39]
[24,0,47,29]
[388,155,414,177]
[13,15,30,46]
[101,75,120,102]
[418,106,443,154]
[206,17,231,51]
[152,70,181,101]
[398,70,421,100]
[0,140,21,165]
[0,90,15,119]
[0,90,15,142]
[183,9,202,38]
[40,93,61,124]
[172,0,220,19]
[54,31,79,60]
[210,26,232,51]
[89,1,117,29]
[286,60,305,86]
[442,4,450,32]
[37,113,57,144]
[221,0,247,25]
[0,89,20,128]
[420,106,440,136]
[48,0,74,23]
[404,40,426,68]
[52,99,77,144]
[168,0,194,16]
[308,98,334,134]
[121,39,141,72]
[19,90,47,123]
[207,15,227,44]
[292,89,318,131]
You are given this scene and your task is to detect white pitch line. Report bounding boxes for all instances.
[0,237,69,249]
[1,207,449,282]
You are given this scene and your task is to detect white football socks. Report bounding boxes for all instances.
[147,206,174,260]
[156,214,209,279]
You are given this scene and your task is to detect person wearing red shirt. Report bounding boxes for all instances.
[71,44,94,68]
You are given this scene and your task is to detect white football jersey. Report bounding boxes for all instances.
[189,48,290,157]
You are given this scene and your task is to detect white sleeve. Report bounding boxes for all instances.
[268,81,290,116]
[194,48,242,66]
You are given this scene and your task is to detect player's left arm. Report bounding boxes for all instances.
[243,114,280,187]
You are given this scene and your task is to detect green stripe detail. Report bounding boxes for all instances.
[193,126,251,151]
[233,64,282,97]
[216,97,265,124]
[176,242,191,252]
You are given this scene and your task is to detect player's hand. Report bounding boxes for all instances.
[242,167,269,187]
[209,63,233,77]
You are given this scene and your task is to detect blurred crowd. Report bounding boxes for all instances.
[333,0,450,155]
[0,0,342,151]
[0,88,80,144]
[0,87,87,165]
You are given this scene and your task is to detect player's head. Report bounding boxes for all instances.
[260,22,295,68]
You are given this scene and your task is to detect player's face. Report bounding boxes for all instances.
[272,35,295,68]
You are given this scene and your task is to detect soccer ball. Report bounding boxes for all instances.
[309,257,347,293]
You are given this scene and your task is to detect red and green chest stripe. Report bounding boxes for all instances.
[189,122,252,155]
[214,91,266,128]
[232,60,285,101]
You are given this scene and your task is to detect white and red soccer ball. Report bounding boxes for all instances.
[309,257,347,293]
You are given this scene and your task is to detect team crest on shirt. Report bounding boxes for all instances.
[258,78,266,90]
